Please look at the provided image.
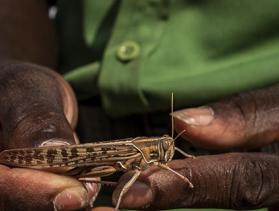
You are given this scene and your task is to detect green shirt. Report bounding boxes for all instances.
[56,0,279,116]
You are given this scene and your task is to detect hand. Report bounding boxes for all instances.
[0,62,99,211]
[113,84,279,210]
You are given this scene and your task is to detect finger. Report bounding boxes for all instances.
[114,153,279,210]
[0,165,100,211]
[172,84,279,149]
[0,62,77,149]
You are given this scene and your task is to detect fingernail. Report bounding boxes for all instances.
[40,139,70,147]
[172,106,214,126]
[84,182,101,207]
[53,187,88,211]
[120,181,153,209]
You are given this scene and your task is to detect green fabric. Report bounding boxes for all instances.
[56,0,279,116]
[64,62,100,99]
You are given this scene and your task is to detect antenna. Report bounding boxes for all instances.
[171,92,174,138]
[170,93,196,159]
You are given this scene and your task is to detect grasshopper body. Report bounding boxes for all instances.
[0,135,193,209]
[0,136,175,174]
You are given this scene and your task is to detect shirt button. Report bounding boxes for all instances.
[116,41,140,62]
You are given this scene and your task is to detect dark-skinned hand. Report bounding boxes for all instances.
[112,84,279,210]
[0,62,99,211]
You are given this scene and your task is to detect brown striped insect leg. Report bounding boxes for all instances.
[64,167,84,176]
[115,169,141,210]
[78,166,118,180]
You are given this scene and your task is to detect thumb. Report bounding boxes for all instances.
[172,84,279,150]
[0,62,78,149]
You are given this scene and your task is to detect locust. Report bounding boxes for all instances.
[0,94,194,210]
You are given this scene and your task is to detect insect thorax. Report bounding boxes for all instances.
[159,136,175,163]
[133,136,175,164]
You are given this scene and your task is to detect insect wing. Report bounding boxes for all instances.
[0,139,140,168]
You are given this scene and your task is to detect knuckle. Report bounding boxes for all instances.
[217,91,265,144]
[230,155,267,209]
[229,92,258,129]
[230,87,279,136]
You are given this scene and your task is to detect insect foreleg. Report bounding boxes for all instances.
[115,169,141,210]
[116,161,128,170]
[130,143,157,164]
[175,147,196,159]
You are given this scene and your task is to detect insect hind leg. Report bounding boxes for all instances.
[77,166,117,180]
